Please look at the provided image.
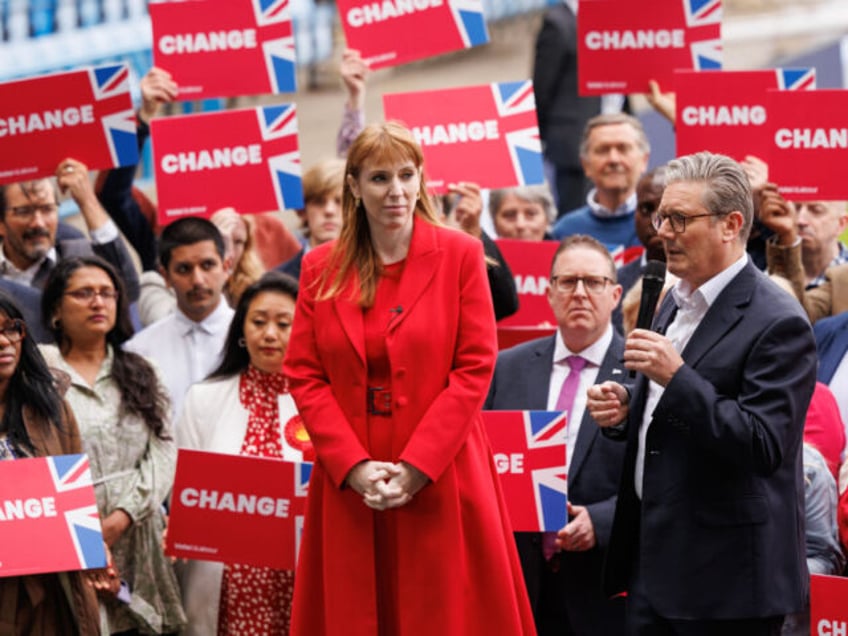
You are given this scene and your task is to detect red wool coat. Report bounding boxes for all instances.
[283,219,536,636]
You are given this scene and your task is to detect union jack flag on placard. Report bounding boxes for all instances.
[449,0,489,49]
[252,0,289,25]
[776,68,816,91]
[0,454,105,578]
[683,0,722,28]
[483,411,567,532]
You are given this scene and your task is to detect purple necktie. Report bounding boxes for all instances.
[543,355,587,561]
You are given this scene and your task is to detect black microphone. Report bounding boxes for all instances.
[629,260,666,379]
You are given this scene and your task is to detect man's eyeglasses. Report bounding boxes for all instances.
[651,211,724,233]
[64,288,119,302]
[550,275,614,295]
[0,319,26,343]
[6,204,59,221]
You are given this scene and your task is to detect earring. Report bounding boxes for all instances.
[238,337,246,348]
[354,196,361,210]
[51,317,59,330]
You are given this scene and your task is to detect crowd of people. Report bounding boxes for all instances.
[0,4,846,635]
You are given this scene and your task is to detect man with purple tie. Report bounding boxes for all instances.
[485,234,626,636]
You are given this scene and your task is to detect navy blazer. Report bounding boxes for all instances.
[814,312,848,384]
[485,330,626,635]
[0,278,51,343]
[605,261,817,620]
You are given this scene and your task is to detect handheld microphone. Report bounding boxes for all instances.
[629,260,666,379]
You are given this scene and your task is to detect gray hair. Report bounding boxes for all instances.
[665,152,753,243]
[489,185,556,224]
[579,113,651,159]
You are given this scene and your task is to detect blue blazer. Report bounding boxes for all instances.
[605,261,817,619]
[815,312,848,384]
[485,331,626,635]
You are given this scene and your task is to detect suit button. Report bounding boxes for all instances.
[396,396,408,407]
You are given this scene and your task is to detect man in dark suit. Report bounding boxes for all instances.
[486,234,626,636]
[588,152,817,634]
[0,160,139,301]
[533,1,602,217]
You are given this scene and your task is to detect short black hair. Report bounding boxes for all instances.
[158,217,226,270]
[209,271,299,380]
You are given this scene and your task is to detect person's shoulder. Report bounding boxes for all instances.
[125,313,179,350]
[301,241,336,273]
[37,343,62,366]
[497,334,554,364]
[813,311,848,340]
[184,375,239,406]
[552,206,592,235]
[750,265,809,320]
[433,224,480,251]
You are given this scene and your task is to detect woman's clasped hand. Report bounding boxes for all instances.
[346,460,429,510]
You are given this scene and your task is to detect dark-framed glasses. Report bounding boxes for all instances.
[651,211,724,233]
[7,204,59,221]
[0,319,26,343]
[64,288,119,302]
[550,275,613,295]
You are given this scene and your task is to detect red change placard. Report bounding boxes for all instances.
[767,89,848,200]
[495,239,558,329]
[0,454,106,577]
[578,0,722,96]
[0,65,137,185]
[150,0,296,100]
[166,450,311,569]
[675,68,815,161]
[482,411,567,532]
[810,574,848,636]
[336,0,489,70]
[383,81,544,193]
[152,103,303,224]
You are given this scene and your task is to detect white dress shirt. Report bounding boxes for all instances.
[635,253,748,498]
[548,324,614,471]
[124,298,234,422]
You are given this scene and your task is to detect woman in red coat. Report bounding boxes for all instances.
[283,122,535,636]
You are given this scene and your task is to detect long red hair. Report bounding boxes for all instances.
[316,121,441,307]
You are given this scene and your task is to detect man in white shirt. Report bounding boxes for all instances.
[588,152,817,635]
[125,217,233,421]
[485,234,626,636]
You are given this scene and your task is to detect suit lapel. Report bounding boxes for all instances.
[570,333,625,483]
[333,276,366,367]
[527,337,556,409]
[386,220,440,334]
[678,264,754,368]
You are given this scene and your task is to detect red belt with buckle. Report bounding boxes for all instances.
[367,386,392,416]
